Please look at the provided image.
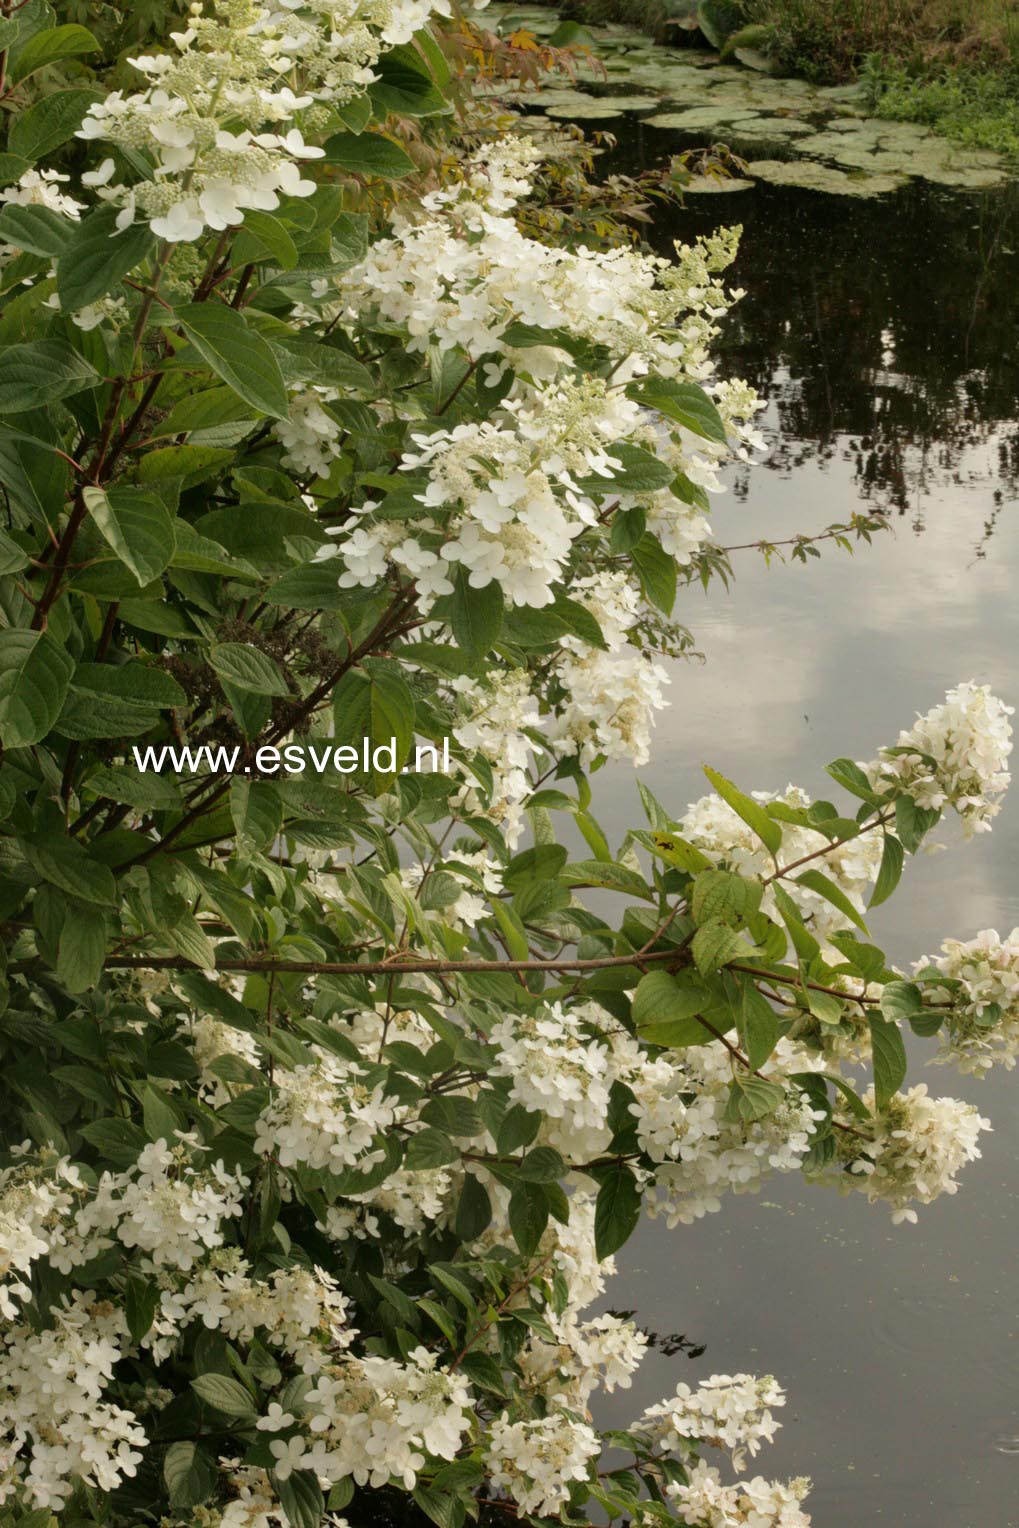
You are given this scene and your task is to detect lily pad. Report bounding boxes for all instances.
[643,105,759,129]
[683,173,755,192]
[544,101,626,120]
[747,158,905,196]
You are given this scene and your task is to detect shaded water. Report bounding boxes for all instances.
[595,133,1019,1524]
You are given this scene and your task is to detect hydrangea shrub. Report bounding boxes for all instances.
[0,2,1016,1525]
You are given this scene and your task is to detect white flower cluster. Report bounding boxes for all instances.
[74,0,461,241]
[0,1154,85,1318]
[1,1293,147,1511]
[868,681,1013,836]
[149,1251,353,1369]
[647,1041,827,1227]
[485,1410,600,1516]
[184,1012,261,1104]
[453,667,543,845]
[640,1374,785,1472]
[669,1460,812,1528]
[680,783,883,946]
[253,1050,399,1173]
[73,1138,247,1270]
[518,1311,649,1408]
[302,1345,474,1487]
[835,1083,990,1225]
[276,387,345,478]
[919,926,1019,1074]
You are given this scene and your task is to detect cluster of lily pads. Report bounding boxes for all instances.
[484,4,1011,195]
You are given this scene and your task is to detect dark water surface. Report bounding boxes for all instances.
[595,130,1019,1525]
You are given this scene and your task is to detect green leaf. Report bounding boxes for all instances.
[56,207,154,313]
[703,765,783,854]
[405,1128,459,1170]
[0,338,98,413]
[632,970,713,1046]
[869,834,904,908]
[0,629,74,747]
[738,981,780,1069]
[209,642,290,697]
[31,836,117,907]
[594,1164,641,1258]
[826,757,881,803]
[869,1015,907,1110]
[626,376,727,443]
[11,24,98,81]
[692,920,749,976]
[509,1181,548,1255]
[322,131,416,178]
[575,442,676,495]
[795,868,869,934]
[368,665,415,786]
[143,1082,186,1142]
[277,1471,324,1528]
[164,1442,216,1510]
[230,779,283,854]
[503,844,567,891]
[724,1073,785,1122]
[895,795,940,855]
[451,569,503,661]
[0,202,73,257]
[191,1373,257,1419]
[56,902,107,993]
[630,533,677,614]
[82,486,176,585]
[9,88,98,163]
[879,979,923,1024]
[125,1272,160,1343]
[176,303,289,419]
[231,209,299,269]
[455,1174,492,1241]
[692,867,758,926]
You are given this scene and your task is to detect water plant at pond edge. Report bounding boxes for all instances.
[0,2,1018,1526]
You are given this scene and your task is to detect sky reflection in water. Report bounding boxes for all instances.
[593,156,1019,1524]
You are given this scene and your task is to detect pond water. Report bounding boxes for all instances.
[593,135,1019,1524]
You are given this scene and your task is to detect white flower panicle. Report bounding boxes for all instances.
[303,1346,474,1488]
[74,0,468,241]
[1,1294,147,1511]
[485,1411,601,1516]
[919,926,1019,1073]
[668,1461,812,1528]
[640,1374,786,1473]
[834,1084,990,1224]
[868,681,1013,836]
[253,1050,399,1172]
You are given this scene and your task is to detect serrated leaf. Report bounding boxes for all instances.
[11,23,98,81]
[795,867,869,934]
[0,629,74,747]
[176,303,289,419]
[209,642,290,697]
[704,765,783,854]
[594,1164,641,1258]
[277,1471,324,1528]
[9,87,98,163]
[56,207,154,313]
[692,919,748,975]
[0,338,98,412]
[508,1181,548,1255]
[164,1441,216,1510]
[191,1373,257,1418]
[83,485,176,585]
[451,568,502,661]
[869,1015,907,1110]
[322,131,416,178]
[869,834,904,908]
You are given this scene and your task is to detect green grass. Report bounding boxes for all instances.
[862,56,1019,158]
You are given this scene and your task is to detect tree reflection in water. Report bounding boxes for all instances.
[603,125,1019,540]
